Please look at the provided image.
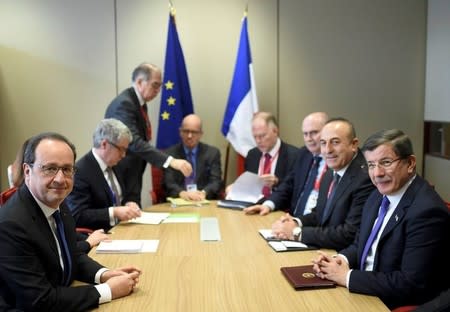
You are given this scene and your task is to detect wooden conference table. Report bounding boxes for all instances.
[90,202,388,312]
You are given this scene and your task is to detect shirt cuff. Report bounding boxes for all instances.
[163,156,173,168]
[346,269,353,289]
[262,200,275,211]
[108,207,116,227]
[95,283,112,304]
[292,217,303,227]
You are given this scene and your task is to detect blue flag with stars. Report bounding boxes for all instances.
[156,10,194,149]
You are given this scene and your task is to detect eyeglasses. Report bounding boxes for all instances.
[28,163,76,177]
[367,158,403,170]
[180,129,202,136]
[108,141,128,154]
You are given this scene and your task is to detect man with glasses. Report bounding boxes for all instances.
[105,63,192,207]
[312,129,449,309]
[66,118,142,231]
[0,132,141,310]
[163,114,223,201]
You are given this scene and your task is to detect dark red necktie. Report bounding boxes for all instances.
[262,153,272,198]
[140,103,152,141]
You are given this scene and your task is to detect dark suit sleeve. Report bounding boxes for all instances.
[106,93,168,167]
[66,172,112,230]
[200,146,223,199]
[301,174,374,250]
[0,221,101,311]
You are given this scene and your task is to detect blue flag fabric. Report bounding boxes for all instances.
[221,14,258,157]
[156,12,194,149]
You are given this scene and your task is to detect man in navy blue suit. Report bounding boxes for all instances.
[313,129,449,309]
[66,119,142,231]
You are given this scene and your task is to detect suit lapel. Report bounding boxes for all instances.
[87,152,115,206]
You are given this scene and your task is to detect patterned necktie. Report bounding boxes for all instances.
[321,172,340,224]
[106,167,121,206]
[140,103,152,141]
[360,196,390,270]
[53,210,72,286]
[261,153,272,198]
[293,156,321,217]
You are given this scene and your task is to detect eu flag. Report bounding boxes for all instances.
[156,10,194,149]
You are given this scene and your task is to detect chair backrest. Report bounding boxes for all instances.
[150,166,165,204]
[0,187,18,205]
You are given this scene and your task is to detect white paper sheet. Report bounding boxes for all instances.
[226,171,264,202]
[129,212,170,225]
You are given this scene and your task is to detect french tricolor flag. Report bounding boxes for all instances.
[221,12,259,157]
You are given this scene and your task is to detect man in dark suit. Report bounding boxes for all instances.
[105,63,192,206]
[66,119,142,231]
[244,112,328,216]
[227,112,298,199]
[312,129,449,309]
[0,132,141,311]
[163,114,223,201]
[267,118,375,250]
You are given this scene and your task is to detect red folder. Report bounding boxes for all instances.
[280,265,336,290]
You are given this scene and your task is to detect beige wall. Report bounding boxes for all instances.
[2,0,441,201]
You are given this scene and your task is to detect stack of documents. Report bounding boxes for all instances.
[129,212,170,224]
[225,171,264,203]
[167,197,210,207]
[96,240,159,253]
[258,229,317,252]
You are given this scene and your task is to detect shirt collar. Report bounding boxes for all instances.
[28,189,60,218]
[132,85,146,106]
[334,152,357,178]
[92,148,109,172]
[266,138,281,157]
[183,145,199,156]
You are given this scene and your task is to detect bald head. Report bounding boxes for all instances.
[180,114,203,149]
[302,112,328,155]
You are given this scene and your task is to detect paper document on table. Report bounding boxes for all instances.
[167,197,210,207]
[96,240,159,253]
[226,171,264,202]
[129,212,170,224]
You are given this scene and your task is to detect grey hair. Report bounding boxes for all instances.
[362,129,413,158]
[92,118,132,148]
[131,63,159,82]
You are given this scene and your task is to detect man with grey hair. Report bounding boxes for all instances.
[105,63,192,207]
[66,118,142,231]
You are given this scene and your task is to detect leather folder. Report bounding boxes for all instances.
[280,265,336,290]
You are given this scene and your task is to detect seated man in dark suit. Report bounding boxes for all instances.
[163,114,223,201]
[249,118,375,251]
[0,132,141,310]
[66,119,141,231]
[227,112,298,199]
[312,129,449,309]
[244,112,328,216]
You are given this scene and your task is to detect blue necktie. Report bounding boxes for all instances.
[360,196,390,271]
[321,173,340,224]
[106,167,120,206]
[185,151,196,185]
[53,210,72,286]
[293,156,321,217]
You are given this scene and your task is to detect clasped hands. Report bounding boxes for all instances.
[311,251,349,287]
[101,266,142,299]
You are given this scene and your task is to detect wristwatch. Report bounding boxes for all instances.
[292,226,302,241]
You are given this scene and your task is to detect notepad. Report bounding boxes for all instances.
[200,217,221,241]
[96,240,144,253]
[258,229,318,252]
[167,197,210,207]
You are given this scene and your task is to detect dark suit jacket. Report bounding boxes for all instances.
[269,146,314,214]
[105,87,169,206]
[340,176,449,309]
[66,150,128,230]
[163,142,223,199]
[0,185,104,311]
[300,150,375,250]
[245,140,299,195]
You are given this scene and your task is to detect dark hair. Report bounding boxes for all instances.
[325,117,356,140]
[23,132,77,164]
[131,63,159,82]
[362,129,413,158]
[11,138,30,186]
